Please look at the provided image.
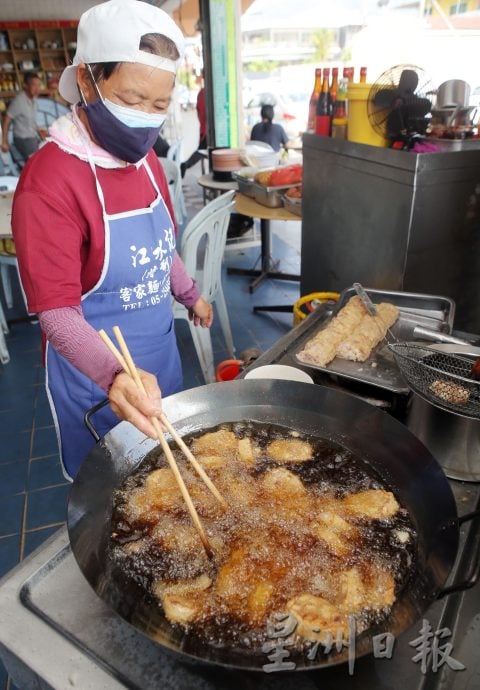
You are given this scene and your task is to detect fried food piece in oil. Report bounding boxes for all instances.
[238,437,258,466]
[191,429,238,457]
[310,516,356,557]
[153,573,212,599]
[337,565,395,613]
[286,593,349,643]
[267,438,313,463]
[162,591,207,624]
[342,489,399,519]
[215,539,286,621]
[260,468,312,523]
[155,574,213,625]
[126,468,182,520]
[196,455,226,470]
[247,582,275,625]
[262,467,306,496]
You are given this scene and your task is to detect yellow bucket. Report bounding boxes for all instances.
[347,83,386,147]
[293,292,340,326]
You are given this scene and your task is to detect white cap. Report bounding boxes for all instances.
[59,0,185,104]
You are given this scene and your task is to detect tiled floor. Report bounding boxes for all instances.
[0,163,300,689]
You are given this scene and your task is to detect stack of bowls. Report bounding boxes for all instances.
[211,148,244,181]
[245,142,279,169]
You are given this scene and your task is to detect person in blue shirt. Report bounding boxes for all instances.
[250,104,289,152]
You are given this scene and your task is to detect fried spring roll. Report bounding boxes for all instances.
[335,303,399,362]
[297,296,367,367]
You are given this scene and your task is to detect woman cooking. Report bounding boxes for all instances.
[12,0,213,481]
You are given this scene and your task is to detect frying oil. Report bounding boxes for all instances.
[109,422,417,653]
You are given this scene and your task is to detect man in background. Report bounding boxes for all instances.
[1,72,43,162]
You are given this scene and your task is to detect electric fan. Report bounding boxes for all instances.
[367,65,435,147]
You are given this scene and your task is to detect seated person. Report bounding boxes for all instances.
[250,104,288,152]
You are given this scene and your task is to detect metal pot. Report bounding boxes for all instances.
[436,80,470,108]
[431,106,477,128]
[406,392,480,482]
[68,380,479,672]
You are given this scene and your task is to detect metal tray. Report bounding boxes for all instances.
[294,287,456,394]
[252,180,296,208]
[232,167,271,198]
[233,169,302,208]
[234,175,255,197]
[282,193,302,216]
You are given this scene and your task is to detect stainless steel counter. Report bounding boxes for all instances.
[1,306,480,689]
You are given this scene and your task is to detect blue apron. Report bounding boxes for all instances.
[46,153,182,481]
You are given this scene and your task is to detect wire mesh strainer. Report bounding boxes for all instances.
[389,342,480,419]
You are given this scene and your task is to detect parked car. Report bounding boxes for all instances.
[244,90,307,144]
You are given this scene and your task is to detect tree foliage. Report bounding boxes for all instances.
[311,28,335,62]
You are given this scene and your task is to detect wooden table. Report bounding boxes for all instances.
[197,173,238,196]
[197,173,238,203]
[229,192,300,294]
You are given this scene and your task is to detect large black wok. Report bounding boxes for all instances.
[68,380,478,672]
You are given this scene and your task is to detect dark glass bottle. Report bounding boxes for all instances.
[315,67,330,137]
[330,67,339,111]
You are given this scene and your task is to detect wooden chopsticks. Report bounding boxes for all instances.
[99,326,227,558]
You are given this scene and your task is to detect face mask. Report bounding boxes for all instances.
[80,98,161,163]
[103,98,167,129]
[79,68,165,163]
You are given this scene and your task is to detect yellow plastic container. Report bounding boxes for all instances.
[347,83,386,147]
[293,292,340,326]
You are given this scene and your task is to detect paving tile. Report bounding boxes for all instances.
[34,387,49,411]
[0,406,34,434]
[3,348,41,372]
[25,483,71,530]
[33,397,53,428]
[0,431,30,465]
[0,533,21,578]
[35,365,46,385]
[4,327,41,354]
[23,525,62,559]
[0,494,24,537]
[0,389,36,415]
[0,460,28,498]
[31,426,58,459]
[0,361,38,389]
[28,455,66,491]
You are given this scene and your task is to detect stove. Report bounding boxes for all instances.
[1,308,480,690]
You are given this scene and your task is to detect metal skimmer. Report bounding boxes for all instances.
[389,342,480,419]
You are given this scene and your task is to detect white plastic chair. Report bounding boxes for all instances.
[158,157,184,227]
[173,190,236,383]
[0,300,10,364]
[167,140,187,223]
[0,175,28,315]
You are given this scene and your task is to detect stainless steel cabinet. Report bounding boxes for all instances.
[301,134,480,331]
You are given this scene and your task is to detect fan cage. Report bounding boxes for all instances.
[367,64,435,139]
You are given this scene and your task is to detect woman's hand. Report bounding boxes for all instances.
[188,296,213,328]
[108,369,165,439]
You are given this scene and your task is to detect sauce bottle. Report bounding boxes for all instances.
[307,68,322,134]
[315,67,331,137]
